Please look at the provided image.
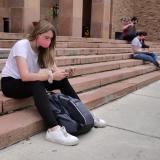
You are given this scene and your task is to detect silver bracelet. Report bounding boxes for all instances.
[48,69,53,83]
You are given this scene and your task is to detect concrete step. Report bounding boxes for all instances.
[0,40,16,48]
[55,48,132,56]
[0,59,143,77]
[1,38,160,50]
[1,47,160,61]
[0,58,144,93]
[0,39,131,48]
[55,53,132,66]
[0,32,26,40]
[0,48,132,59]
[0,107,44,149]
[80,70,160,108]
[0,70,160,149]
[0,59,7,71]
[0,33,158,46]
[69,65,156,92]
[57,37,128,43]
[65,59,143,76]
[0,53,132,70]
[0,33,157,45]
[0,64,156,114]
[0,59,143,91]
[55,42,131,48]
[0,48,10,59]
[0,33,127,43]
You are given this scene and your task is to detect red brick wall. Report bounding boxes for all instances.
[0,0,10,32]
[111,0,135,39]
[134,0,160,41]
[111,0,160,41]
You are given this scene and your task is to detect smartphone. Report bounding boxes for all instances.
[65,68,72,73]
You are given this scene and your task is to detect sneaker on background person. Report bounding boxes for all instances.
[94,117,107,128]
[46,125,79,146]
[91,113,107,128]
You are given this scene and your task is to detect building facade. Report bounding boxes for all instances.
[0,0,160,40]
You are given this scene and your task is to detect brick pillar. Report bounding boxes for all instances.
[72,0,83,37]
[9,0,24,33]
[91,0,111,38]
[0,0,10,32]
[58,0,83,37]
[10,0,40,33]
[23,0,40,33]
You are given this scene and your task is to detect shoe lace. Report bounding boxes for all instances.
[61,126,69,137]
[94,116,100,122]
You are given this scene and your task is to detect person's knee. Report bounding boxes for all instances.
[150,53,157,58]
[61,78,69,83]
[130,54,134,58]
[133,54,142,59]
[29,81,45,90]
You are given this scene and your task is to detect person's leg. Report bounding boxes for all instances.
[148,53,158,60]
[1,77,79,146]
[133,53,159,67]
[44,78,80,99]
[128,34,136,42]
[146,53,159,67]
[123,35,131,43]
[1,77,58,128]
[1,77,32,98]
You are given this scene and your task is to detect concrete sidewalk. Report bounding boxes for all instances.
[0,81,160,160]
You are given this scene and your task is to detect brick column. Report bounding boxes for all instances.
[0,0,9,32]
[8,0,24,33]
[91,0,111,38]
[23,0,40,33]
[58,0,83,37]
[10,0,40,33]
[72,0,83,37]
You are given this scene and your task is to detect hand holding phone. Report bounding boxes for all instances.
[65,67,75,77]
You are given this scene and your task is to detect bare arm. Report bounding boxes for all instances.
[132,45,146,53]
[16,56,48,81]
[16,57,69,82]
[122,23,133,30]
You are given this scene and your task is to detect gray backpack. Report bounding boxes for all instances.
[48,93,94,135]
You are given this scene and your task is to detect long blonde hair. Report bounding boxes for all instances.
[28,19,56,68]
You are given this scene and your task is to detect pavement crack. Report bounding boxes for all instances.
[106,124,160,140]
[132,93,160,100]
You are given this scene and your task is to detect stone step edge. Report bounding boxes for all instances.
[69,65,156,92]
[66,59,143,76]
[0,64,155,113]
[0,33,125,42]
[1,41,160,49]
[0,58,143,76]
[0,71,160,149]
[80,71,160,108]
[0,33,158,44]
[0,53,132,69]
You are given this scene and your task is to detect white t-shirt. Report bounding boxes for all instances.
[2,39,40,79]
[131,37,142,48]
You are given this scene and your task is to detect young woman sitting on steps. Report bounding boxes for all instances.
[1,20,106,146]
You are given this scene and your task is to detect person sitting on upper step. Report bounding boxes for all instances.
[121,17,137,43]
[1,19,106,146]
[131,31,160,68]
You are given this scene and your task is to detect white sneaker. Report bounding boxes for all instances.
[94,117,107,128]
[46,126,79,146]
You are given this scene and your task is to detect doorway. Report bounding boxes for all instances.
[82,0,92,37]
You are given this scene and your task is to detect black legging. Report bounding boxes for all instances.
[1,77,79,128]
